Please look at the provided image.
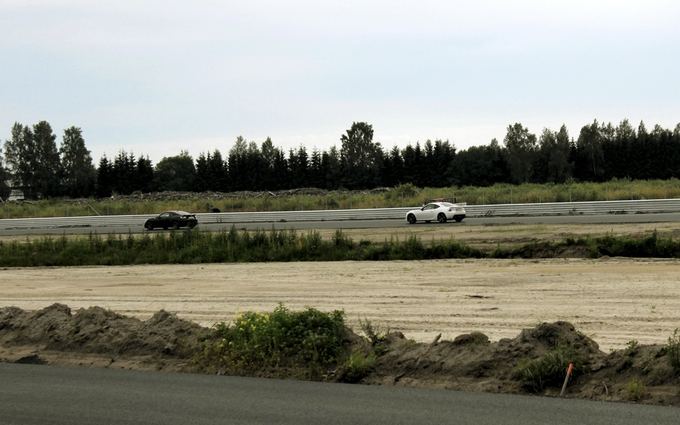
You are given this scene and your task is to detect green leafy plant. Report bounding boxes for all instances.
[513,346,581,393]
[196,305,346,379]
[339,350,377,383]
[667,328,680,372]
[624,378,647,401]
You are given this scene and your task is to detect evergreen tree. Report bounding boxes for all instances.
[207,150,227,191]
[60,126,96,197]
[321,147,341,189]
[228,136,248,191]
[289,146,309,188]
[96,156,114,197]
[433,140,456,186]
[112,151,137,194]
[136,156,154,192]
[195,152,209,192]
[309,149,324,188]
[272,148,289,190]
[383,146,404,187]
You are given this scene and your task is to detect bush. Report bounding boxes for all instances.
[514,346,580,393]
[339,350,377,383]
[197,305,347,379]
[625,378,647,401]
[667,329,680,372]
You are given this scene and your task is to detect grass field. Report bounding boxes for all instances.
[2,179,680,219]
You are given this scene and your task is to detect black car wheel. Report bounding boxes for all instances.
[173,222,180,230]
[407,214,416,224]
[145,224,154,231]
[437,213,447,223]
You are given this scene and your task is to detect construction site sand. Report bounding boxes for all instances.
[2,258,680,351]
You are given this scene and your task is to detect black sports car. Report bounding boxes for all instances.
[144,211,198,230]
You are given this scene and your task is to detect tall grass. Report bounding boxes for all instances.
[0,228,678,267]
[3,178,680,219]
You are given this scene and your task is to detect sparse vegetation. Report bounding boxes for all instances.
[667,329,680,372]
[625,340,639,356]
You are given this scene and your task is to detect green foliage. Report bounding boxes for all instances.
[513,346,581,393]
[593,231,680,258]
[339,350,377,383]
[3,178,680,219]
[625,340,639,356]
[0,154,10,201]
[359,318,388,346]
[624,378,647,401]
[154,151,196,191]
[384,183,420,201]
[667,329,680,372]
[60,126,96,198]
[1,230,679,267]
[196,305,346,378]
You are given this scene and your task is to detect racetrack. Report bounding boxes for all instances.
[1,212,680,236]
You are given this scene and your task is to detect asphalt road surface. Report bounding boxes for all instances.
[2,212,680,236]
[1,364,677,425]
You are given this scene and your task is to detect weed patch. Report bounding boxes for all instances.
[196,305,347,379]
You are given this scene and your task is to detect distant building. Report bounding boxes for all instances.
[8,189,24,201]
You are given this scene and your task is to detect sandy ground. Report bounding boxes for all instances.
[2,258,680,351]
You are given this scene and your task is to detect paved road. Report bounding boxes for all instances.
[0,364,677,425]
[2,212,679,236]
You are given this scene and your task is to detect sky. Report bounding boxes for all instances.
[1,0,679,163]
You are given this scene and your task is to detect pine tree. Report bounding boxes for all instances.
[96,156,114,198]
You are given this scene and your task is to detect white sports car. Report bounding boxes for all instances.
[405,202,466,224]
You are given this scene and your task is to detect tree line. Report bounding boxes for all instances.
[2,119,680,200]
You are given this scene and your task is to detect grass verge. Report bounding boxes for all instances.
[2,178,680,219]
[0,229,678,267]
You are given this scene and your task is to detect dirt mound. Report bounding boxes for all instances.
[0,304,208,358]
[2,306,679,405]
[370,321,606,393]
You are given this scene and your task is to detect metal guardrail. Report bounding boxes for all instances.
[1,198,680,231]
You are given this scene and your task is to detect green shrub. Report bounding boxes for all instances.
[197,305,346,378]
[667,329,680,372]
[625,378,647,401]
[339,350,377,383]
[514,346,580,393]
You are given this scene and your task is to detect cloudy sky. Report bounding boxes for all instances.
[1,0,678,163]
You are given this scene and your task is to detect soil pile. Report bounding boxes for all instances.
[0,304,208,360]
[368,321,680,404]
[1,305,679,405]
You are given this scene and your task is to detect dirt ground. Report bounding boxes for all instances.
[2,258,680,351]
